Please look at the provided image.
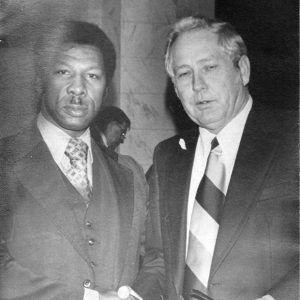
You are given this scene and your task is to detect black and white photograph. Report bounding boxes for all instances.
[0,1,298,299]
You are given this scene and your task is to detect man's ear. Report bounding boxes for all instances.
[238,55,250,86]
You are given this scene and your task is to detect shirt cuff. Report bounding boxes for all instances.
[83,287,100,300]
[118,286,143,300]
[260,295,275,300]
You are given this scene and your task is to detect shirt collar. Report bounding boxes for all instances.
[199,96,253,156]
[100,132,108,147]
[37,113,93,164]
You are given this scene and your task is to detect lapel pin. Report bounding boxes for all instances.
[179,138,187,150]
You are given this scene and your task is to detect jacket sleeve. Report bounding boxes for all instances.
[131,158,165,300]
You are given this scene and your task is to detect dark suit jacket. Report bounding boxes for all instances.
[0,124,163,300]
[146,103,299,300]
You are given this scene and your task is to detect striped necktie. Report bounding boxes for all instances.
[183,137,226,299]
[64,138,92,202]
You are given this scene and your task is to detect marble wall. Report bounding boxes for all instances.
[119,0,215,171]
[119,0,177,171]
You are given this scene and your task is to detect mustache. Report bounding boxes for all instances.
[67,95,85,103]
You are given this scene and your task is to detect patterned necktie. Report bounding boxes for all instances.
[64,138,92,202]
[183,137,226,299]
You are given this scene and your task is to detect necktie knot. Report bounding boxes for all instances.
[65,138,88,167]
[211,137,219,150]
[64,138,91,201]
[211,137,222,156]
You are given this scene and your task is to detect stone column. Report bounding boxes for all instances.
[119,0,177,171]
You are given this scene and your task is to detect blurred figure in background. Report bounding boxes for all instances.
[91,106,130,152]
[91,106,146,193]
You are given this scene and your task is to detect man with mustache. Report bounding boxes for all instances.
[0,20,163,300]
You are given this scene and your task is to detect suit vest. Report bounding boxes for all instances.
[62,145,121,292]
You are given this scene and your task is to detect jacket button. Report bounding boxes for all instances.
[90,261,96,267]
[83,279,91,288]
[88,238,95,246]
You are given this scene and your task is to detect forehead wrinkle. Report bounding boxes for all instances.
[174,56,217,71]
[54,52,104,71]
[173,30,223,57]
[55,59,103,71]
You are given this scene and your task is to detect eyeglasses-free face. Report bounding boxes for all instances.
[40,45,107,138]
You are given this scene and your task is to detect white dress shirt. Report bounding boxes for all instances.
[186,97,253,252]
[100,132,109,147]
[185,98,275,300]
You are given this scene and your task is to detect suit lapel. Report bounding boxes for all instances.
[13,131,90,263]
[209,105,280,279]
[162,130,198,294]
